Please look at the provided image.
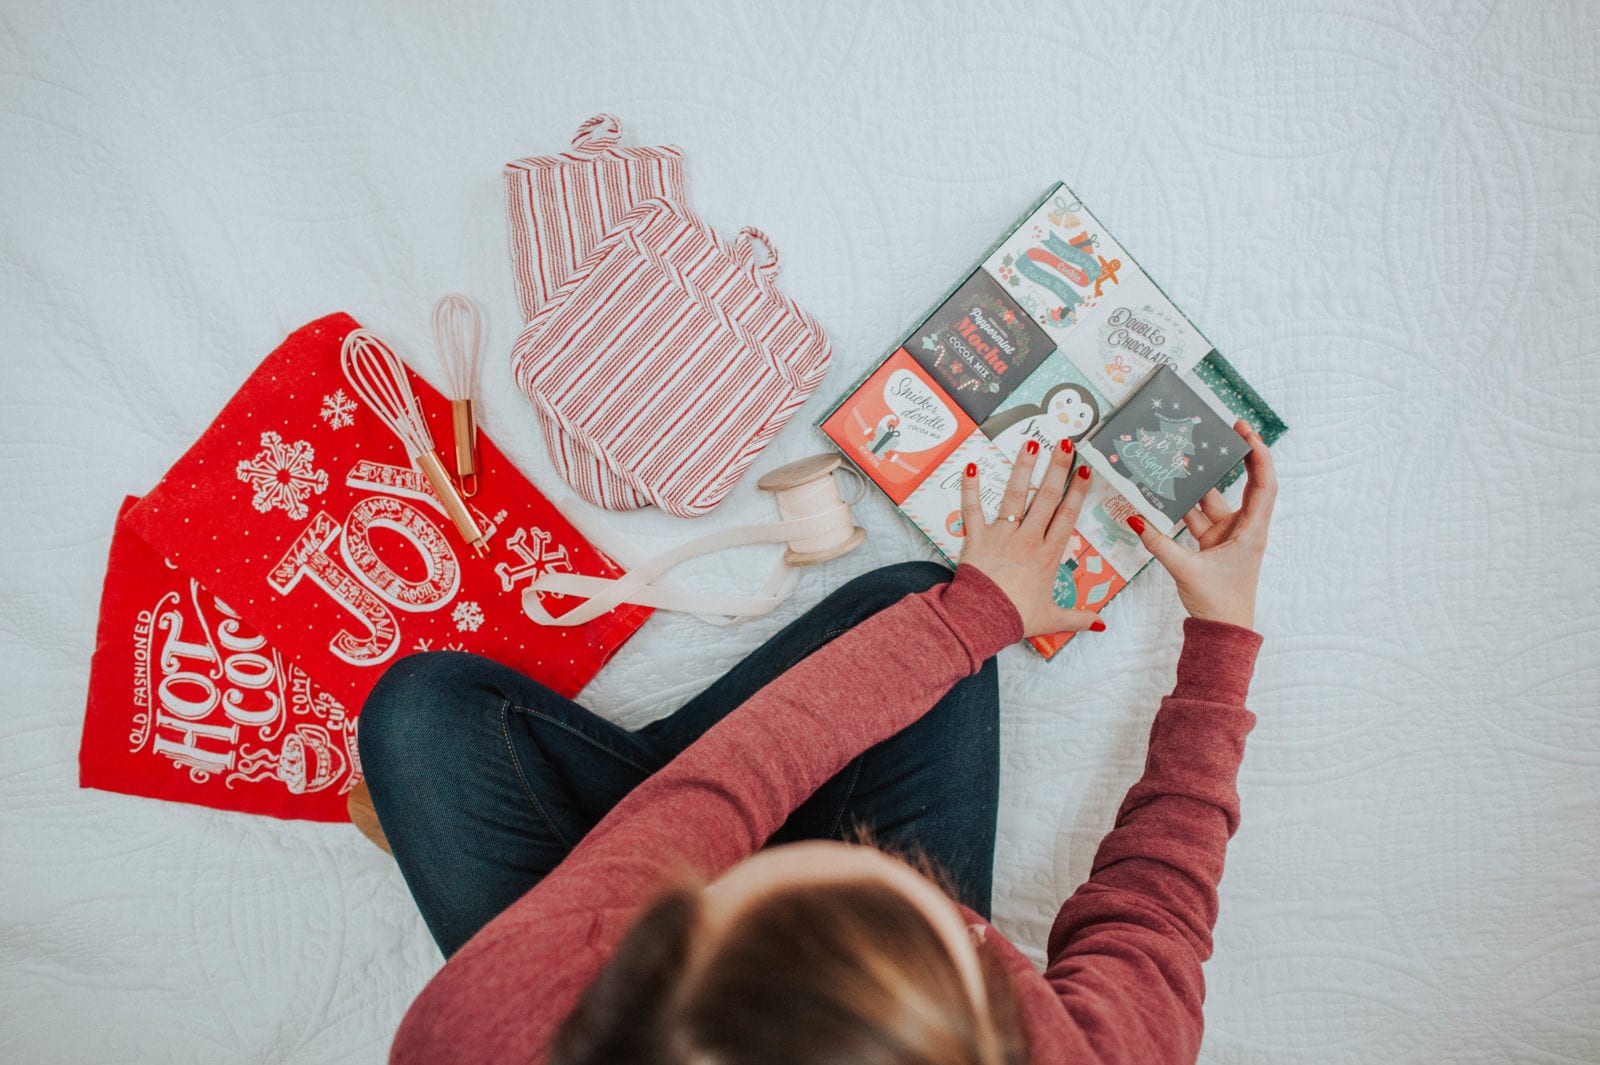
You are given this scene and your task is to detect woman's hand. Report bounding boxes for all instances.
[958,440,1105,639]
[1128,420,1277,631]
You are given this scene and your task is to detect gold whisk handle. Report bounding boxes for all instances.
[417,449,490,557]
[449,399,480,494]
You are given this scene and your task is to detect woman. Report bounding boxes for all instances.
[360,420,1276,1065]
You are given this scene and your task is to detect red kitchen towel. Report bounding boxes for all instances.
[505,113,687,323]
[81,497,361,821]
[122,312,651,719]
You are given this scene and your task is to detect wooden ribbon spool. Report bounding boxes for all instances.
[523,454,868,626]
[756,454,869,565]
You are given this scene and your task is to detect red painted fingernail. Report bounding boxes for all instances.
[1061,438,1073,454]
[965,462,977,478]
[1026,440,1040,455]
[1126,515,1146,535]
[1077,465,1091,480]
[1090,619,1107,632]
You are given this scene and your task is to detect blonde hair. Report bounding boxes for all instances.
[551,878,1027,1065]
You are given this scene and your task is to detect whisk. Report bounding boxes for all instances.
[432,294,483,497]
[341,329,490,558]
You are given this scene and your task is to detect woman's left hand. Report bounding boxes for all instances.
[957,440,1104,639]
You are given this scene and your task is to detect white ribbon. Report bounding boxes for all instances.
[523,466,863,627]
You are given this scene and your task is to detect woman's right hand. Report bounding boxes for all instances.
[1127,420,1277,631]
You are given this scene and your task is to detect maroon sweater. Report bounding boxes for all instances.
[390,564,1263,1064]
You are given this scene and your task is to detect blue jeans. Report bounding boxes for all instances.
[358,561,1001,958]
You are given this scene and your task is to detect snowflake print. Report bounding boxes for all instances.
[495,527,573,594]
[452,600,485,633]
[320,389,358,430]
[236,431,328,520]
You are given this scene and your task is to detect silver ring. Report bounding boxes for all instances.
[1005,514,1018,523]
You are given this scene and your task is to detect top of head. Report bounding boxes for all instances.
[549,873,1019,1065]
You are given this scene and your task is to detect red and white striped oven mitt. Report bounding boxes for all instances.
[504,113,687,322]
[508,197,831,517]
[504,116,831,517]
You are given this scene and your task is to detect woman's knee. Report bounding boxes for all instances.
[357,651,484,784]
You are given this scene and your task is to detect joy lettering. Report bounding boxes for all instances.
[267,461,476,667]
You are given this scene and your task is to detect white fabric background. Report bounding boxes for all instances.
[3,1,1598,1062]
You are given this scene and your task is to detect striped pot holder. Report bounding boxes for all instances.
[509,197,832,517]
[504,114,687,322]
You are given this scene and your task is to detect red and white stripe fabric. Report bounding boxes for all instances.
[510,197,831,518]
[504,114,687,323]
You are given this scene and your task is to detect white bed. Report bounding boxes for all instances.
[4,2,1598,1061]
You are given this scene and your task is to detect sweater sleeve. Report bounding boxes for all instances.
[1041,617,1263,1065]
[389,564,1024,1065]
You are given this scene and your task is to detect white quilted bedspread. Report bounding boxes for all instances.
[3,2,1598,1062]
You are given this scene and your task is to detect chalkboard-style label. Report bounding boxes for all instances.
[907,270,1054,422]
[1079,365,1247,534]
